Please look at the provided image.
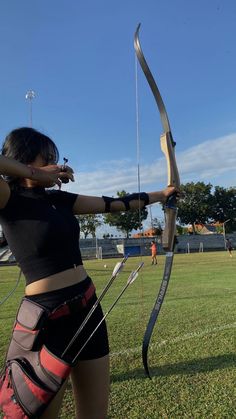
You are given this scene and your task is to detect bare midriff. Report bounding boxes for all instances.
[25,264,88,296]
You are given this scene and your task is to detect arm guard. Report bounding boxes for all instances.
[102,192,149,213]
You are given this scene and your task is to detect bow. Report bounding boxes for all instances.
[134,23,180,378]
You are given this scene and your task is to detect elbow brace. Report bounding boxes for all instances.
[102,192,149,212]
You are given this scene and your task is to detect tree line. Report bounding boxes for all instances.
[77,183,236,238]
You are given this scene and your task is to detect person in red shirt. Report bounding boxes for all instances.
[150,241,157,265]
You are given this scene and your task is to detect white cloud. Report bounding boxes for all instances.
[178,133,236,185]
[65,132,236,196]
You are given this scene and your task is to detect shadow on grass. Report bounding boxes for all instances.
[111,353,236,382]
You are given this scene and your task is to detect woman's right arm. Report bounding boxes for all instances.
[0,155,34,209]
[0,155,73,209]
[0,155,36,178]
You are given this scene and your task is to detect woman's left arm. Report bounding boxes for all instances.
[72,186,177,215]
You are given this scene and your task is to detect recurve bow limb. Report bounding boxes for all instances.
[134,23,180,378]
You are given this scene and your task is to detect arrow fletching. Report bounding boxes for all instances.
[127,262,144,285]
[112,262,123,276]
[112,255,129,276]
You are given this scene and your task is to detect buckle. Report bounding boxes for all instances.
[67,294,85,313]
[49,284,95,320]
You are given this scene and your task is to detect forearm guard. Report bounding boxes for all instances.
[102,192,149,212]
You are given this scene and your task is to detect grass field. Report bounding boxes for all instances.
[0,252,235,418]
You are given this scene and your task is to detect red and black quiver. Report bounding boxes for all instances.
[0,298,71,418]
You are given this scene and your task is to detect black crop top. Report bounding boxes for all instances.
[0,187,82,284]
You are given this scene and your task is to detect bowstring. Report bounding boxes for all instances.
[0,266,22,307]
[135,52,145,325]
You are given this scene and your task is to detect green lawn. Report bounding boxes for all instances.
[0,252,235,418]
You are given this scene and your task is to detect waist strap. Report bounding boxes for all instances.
[49,283,96,320]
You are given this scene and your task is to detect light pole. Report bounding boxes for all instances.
[25,90,36,127]
[222,219,230,249]
[149,205,154,234]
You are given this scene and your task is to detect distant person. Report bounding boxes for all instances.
[150,241,158,265]
[226,238,233,257]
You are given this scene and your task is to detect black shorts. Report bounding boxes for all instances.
[26,277,109,363]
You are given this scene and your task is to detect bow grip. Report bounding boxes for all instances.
[162,195,177,252]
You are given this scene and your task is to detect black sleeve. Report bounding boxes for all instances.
[48,190,78,209]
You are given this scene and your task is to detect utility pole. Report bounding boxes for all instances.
[222,219,230,249]
[149,205,154,234]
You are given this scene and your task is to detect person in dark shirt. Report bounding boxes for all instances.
[225,238,233,257]
[0,127,177,419]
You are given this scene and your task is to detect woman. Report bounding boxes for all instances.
[0,127,176,419]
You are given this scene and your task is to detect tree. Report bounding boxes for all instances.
[103,190,148,238]
[78,214,103,238]
[150,217,163,235]
[177,182,213,233]
[176,224,189,235]
[210,186,236,232]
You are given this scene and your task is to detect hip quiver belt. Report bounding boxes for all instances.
[0,283,95,418]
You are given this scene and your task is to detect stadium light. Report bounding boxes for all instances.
[25,90,36,127]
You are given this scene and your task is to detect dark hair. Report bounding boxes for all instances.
[1,127,59,187]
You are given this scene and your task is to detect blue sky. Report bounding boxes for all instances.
[0,1,236,235]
